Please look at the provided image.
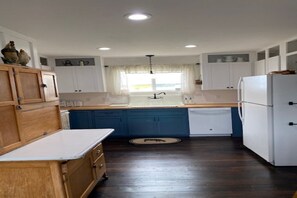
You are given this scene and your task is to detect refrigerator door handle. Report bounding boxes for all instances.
[237,77,242,102]
[237,77,244,122]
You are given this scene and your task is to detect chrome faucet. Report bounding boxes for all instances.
[149,92,166,99]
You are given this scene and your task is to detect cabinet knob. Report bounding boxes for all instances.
[288,102,297,105]
[230,86,233,88]
[227,87,230,88]
[75,90,77,92]
[79,90,82,92]
[16,105,22,110]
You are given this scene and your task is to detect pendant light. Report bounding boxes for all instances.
[146,55,154,74]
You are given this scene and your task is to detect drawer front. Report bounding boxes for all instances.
[92,143,103,161]
[93,154,106,179]
[127,108,187,116]
[94,110,123,117]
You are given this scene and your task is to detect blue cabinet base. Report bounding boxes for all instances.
[231,107,243,138]
[69,108,239,138]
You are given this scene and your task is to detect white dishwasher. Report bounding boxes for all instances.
[188,108,232,136]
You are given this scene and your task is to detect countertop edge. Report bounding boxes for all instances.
[0,129,114,162]
[62,103,238,110]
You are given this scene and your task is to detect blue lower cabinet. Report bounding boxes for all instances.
[127,116,158,137]
[231,107,243,137]
[69,110,93,129]
[158,115,189,137]
[127,108,189,137]
[93,110,127,137]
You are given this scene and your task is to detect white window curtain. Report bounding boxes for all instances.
[106,64,196,95]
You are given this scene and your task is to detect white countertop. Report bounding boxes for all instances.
[0,129,113,162]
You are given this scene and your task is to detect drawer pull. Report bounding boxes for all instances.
[93,164,104,169]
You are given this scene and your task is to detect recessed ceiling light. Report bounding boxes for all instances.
[98,47,110,51]
[125,13,152,21]
[185,45,197,48]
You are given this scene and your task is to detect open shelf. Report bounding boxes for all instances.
[208,54,249,63]
[268,46,280,58]
[55,58,95,66]
[287,39,297,54]
[257,51,265,61]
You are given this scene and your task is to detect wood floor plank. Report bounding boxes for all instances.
[88,137,297,198]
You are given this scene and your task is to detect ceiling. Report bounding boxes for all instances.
[0,0,297,58]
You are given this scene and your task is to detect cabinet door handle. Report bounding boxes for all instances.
[289,122,297,126]
[288,102,297,105]
[41,83,47,88]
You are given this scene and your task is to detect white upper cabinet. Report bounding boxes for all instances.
[254,51,266,76]
[286,38,297,71]
[52,57,106,93]
[54,67,76,93]
[254,60,266,75]
[201,53,252,90]
[266,56,280,74]
[230,62,252,88]
[55,66,103,93]
[266,46,280,74]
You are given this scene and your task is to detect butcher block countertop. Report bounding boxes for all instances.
[0,129,113,162]
[61,103,238,110]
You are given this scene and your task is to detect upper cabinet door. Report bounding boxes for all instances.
[0,66,18,106]
[254,60,266,76]
[55,67,76,93]
[14,67,45,104]
[210,63,230,89]
[75,66,101,93]
[266,56,280,74]
[41,71,59,101]
[230,62,252,88]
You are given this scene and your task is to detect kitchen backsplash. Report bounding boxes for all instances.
[59,85,237,107]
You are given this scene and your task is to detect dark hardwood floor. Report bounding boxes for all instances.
[89,137,297,198]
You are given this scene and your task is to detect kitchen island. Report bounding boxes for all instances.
[0,129,113,198]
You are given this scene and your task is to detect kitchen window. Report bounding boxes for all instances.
[106,64,195,95]
[126,73,182,92]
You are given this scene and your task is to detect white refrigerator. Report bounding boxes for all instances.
[238,74,297,166]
